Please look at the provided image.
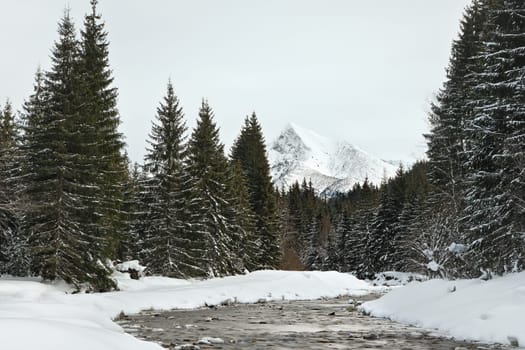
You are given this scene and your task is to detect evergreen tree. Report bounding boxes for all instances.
[230,113,280,268]
[140,81,197,277]
[0,101,20,197]
[226,160,258,271]
[186,101,239,277]
[426,0,486,205]
[79,0,128,260]
[0,101,22,274]
[22,12,113,290]
[463,0,525,274]
[303,213,322,269]
[332,213,351,271]
[424,1,487,278]
[13,69,49,275]
[365,167,406,274]
[348,180,379,276]
[277,185,304,270]
[119,161,142,261]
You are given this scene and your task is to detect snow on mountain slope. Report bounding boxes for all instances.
[268,123,397,195]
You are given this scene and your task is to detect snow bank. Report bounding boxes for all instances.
[370,271,427,287]
[361,272,525,347]
[0,270,372,350]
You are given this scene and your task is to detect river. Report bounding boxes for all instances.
[117,294,510,349]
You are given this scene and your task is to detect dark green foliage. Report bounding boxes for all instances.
[421,0,525,277]
[281,0,524,279]
[230,114,280,268]
[5,0,523,287]
[13,2,127,289]
[20,12,109,289]
[119,161,143,262]
[365,166,407,274]
[226,161,259,271]
[278,162,429,277]
[140,81,201,277]
[0,101,24,274]
[185,101,241,277]
[462,0,525,274]
[5,3,289,284]
[277,179,334,271]
[19,11,116,291]
[426,1,486,202]
[421,1,487,279]
[79,0,128,260]
[303,213,323,270]
[0,101,20,197]
[341,181,380,277]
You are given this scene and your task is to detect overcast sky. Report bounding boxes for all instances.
[1,0,471,163]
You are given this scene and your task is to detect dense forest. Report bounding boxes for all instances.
[0,1,279,290]
[0,0,523,291]
[281,0,524,279]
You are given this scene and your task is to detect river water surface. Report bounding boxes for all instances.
[117,295,510,350]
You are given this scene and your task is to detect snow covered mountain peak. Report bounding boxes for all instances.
[268,123,397,195]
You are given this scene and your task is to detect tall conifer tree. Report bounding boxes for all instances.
[0,101,21,274]
[141,81,197,277]
[464,0,525,274]
[79,0,127,260]
[22,12,113,290]
[186,101,239,276]
[226,160,258,271]
[230,113,280,268]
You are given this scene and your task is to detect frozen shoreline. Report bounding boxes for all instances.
[2,270,523,349]
[0,270,375,350]
[361,272,525,347]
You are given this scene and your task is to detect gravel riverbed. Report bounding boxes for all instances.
[117,295,511,350]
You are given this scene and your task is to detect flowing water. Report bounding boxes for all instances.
[117,295,511,350]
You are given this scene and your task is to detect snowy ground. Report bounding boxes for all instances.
[0,270,374,350]
[361,272,525,347]
[369,271,427,287]
[2,270,523,349]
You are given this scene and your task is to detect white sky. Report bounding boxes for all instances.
[1,0,471,164]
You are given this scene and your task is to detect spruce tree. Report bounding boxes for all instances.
[119,161,142,261]
[186,101,239,277]
[230,113,280,268]
[226,161,258,271]
[331,213,351,272]
[366,167,406,274]
[423,1,487,278]
[463,0,525,274]
[141,81,197,277]
[22,12,112,290]
[277,185,304,270]
[79,0,127,260]
[426,1,486,204]
[0,101,20,196]
[0,101,22,274]
[301,213,320,270]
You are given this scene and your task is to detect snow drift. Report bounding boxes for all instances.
[361,272,525,347]
[0,270,373,350]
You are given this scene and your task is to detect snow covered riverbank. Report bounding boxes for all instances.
[361,272,525,347]
[0,270,374,350]
[2,269,523,349]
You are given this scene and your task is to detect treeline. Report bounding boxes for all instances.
[0,1,279,290]
[278,0,524,279]
[277,163,432,279]
[1,0,522,288]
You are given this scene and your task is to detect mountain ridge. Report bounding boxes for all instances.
[268,123,397,195]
